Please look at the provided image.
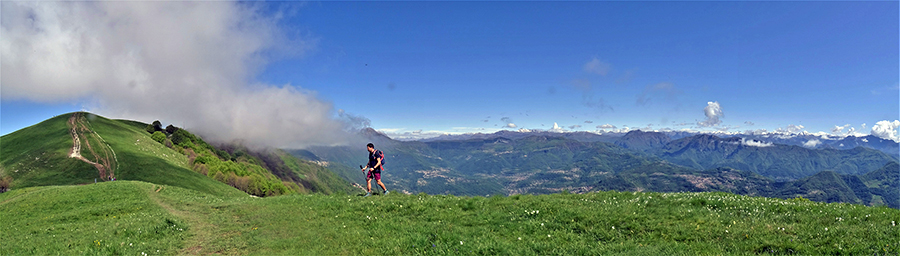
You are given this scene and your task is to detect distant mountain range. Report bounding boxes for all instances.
[2,114,896,209]
[295,128,899,208]
[421,129,900,158]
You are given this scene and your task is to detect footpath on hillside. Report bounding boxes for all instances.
[68,112,117,181]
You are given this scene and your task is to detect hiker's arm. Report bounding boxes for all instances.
[373,157,381,170]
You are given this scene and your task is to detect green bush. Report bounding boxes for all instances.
[165,124,179,135]
[151,131,166,144]
[171,129,196,146]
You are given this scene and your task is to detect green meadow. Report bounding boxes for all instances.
[2,181,898,255]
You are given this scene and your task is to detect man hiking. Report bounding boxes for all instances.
[362,143,388,197]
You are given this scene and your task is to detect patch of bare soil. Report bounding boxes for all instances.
[67,113,116,180]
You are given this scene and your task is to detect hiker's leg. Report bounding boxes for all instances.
[366,178,372,192]
[376,179,387,191]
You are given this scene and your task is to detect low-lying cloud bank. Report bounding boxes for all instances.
[1,1,354,148]
[382,120,900,143]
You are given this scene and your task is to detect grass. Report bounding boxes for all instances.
[0,112,246,197]
[0,182,187,255]
[2,181,898,255]
[0,114,98,187]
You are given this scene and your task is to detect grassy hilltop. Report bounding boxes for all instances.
[1,181,898,255]
[0,112,241,196]
[0,112,353,196]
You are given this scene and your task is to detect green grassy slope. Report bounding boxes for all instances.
[2,181,898,255]
[0,112,243,197]
[270,149,356,195]
[0,114,97,187]
[1,112,353,197]
[0,182,189,255]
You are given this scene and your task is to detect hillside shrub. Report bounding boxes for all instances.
[235,176,250,192]
[165,124,179,134]
[0,176,11,192]
[213,171,226,183]
[193,155,214,165]
[152,120,163,132]
[214,149,231,161]
[248,175,266,196]
[226,172,238,187]
[151,131,166,144]
[171,129,196,146]
[178,140,196,150]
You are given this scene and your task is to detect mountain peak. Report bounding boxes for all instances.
[615,130,671,151]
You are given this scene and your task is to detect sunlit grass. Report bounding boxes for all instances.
[2,181,898,255]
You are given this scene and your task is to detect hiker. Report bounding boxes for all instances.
[362,143,388,197]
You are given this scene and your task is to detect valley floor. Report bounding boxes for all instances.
[1,181,898,255]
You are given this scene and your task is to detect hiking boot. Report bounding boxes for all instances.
[384,190,389,195]
[364,192,371,197]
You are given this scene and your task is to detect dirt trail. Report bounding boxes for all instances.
[145,185,218,255]
[68,113,115,180]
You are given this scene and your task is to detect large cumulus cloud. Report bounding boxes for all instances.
[1,2,351,148]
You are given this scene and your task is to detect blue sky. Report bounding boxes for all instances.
[2,1,898,142]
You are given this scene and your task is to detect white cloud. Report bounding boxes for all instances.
[374,128,404,133]
[549,122,565,133]
[382,130,447,141]
[583,57,610,76]
[871,120,900,142]
[746,129,768,135]
[802,139,821,148]
[861,138,868,143]
[831,124,851,135]
[697,101,724,127]
[1,2,352,148]
[597,124,616,129]
[775,124,805,134]
[380,128,501,141]
[741,138,773,147]
[505,123,517,128]
[518,128,532,133]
